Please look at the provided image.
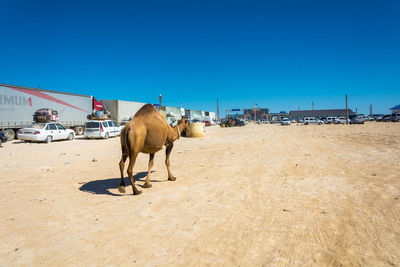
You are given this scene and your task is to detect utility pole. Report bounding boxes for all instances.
[217,99,220,120]
[312,101,314,111]
[253,102,257,121]
[159,94,162,109]
[369,104,373,116]
[345,94,349,124]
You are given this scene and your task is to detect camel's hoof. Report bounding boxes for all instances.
[118,186,126,193]
[143,183,152,188]
[134,190,142,195]
[168,177,176,181]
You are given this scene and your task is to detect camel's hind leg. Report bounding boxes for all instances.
[143,153,155,188]
[127,152,142,195]
[118,154,128,193]
[165,143,176,181]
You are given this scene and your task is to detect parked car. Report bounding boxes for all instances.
[17,123,75,143]
[392,113,400,122]
[350,116,365,124]
[334,117,350,124]
[0,132,8,147]
[280,118,291,125]
[382,115,392,122]
[382,114,400,122]
[358,115,370,121]
[303,117,324,125]
[324,117,338,124]
[84,120,122,139]
[204,120,211,126]
[235,118,246,126]
[375,116,383,122]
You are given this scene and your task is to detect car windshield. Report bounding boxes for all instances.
[27,123,46,129]
[85,121,100,128]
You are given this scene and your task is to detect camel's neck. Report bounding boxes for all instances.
[168,124,182,142]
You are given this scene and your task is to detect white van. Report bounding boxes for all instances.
[84,120,122,139]
[325,117,337,124]
[303,117,324,125]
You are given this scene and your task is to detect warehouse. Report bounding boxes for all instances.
[289,109,356,120]
[390,104,400,114]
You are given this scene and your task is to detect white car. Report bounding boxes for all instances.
[257,119,268,124]
[84,120,122,139]
[280,118,291,125]
[334,117,350,124]
[325,117,338,124]
[303,117,324,125]
[17,123,75,143]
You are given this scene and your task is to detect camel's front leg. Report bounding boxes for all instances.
[165,143,176,181]
[143,153,154,188]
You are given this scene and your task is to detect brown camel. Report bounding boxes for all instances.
[118,104,189,195]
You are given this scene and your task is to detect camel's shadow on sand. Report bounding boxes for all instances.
[79,171,165,196]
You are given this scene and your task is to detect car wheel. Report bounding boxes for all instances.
[4,129,15,141]
[68,133,74,140]
[74,127,84,135]
[104,133,109,139]
[45,136,52,143]
[304,122,308,125]
[0,139,2,147]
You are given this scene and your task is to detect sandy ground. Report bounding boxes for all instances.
[0,122,399,266]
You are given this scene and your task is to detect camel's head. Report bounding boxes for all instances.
[178,117,189,134]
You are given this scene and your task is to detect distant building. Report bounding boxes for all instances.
[204,111,217,123]
[289,109,356,120]
[185,109,204,120]
[267,112,288,122]
[390,104,400,114]
[161,106,184,120]
[243,108,269,120]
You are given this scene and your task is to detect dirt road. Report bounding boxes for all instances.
[0,122,399,266]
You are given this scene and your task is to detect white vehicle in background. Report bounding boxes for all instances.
[280,118,291,125]
[325,117,338,124]
[84,120,121,139]
[303,117,324,125]
[17,123,75,143]
[334,117,350,124]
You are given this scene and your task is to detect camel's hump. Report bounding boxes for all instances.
[134,104,159,118]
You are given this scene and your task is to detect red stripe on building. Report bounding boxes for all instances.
[10,87,90,113]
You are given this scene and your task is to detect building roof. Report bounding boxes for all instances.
[289,109,355,117]
[390,104,400,110]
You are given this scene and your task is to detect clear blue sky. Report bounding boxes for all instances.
[1,0,399,116]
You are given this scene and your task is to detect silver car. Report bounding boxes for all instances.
[303,117,324,125]
[280,118,291,125]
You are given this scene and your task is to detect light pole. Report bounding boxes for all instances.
[159,94,162,109]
